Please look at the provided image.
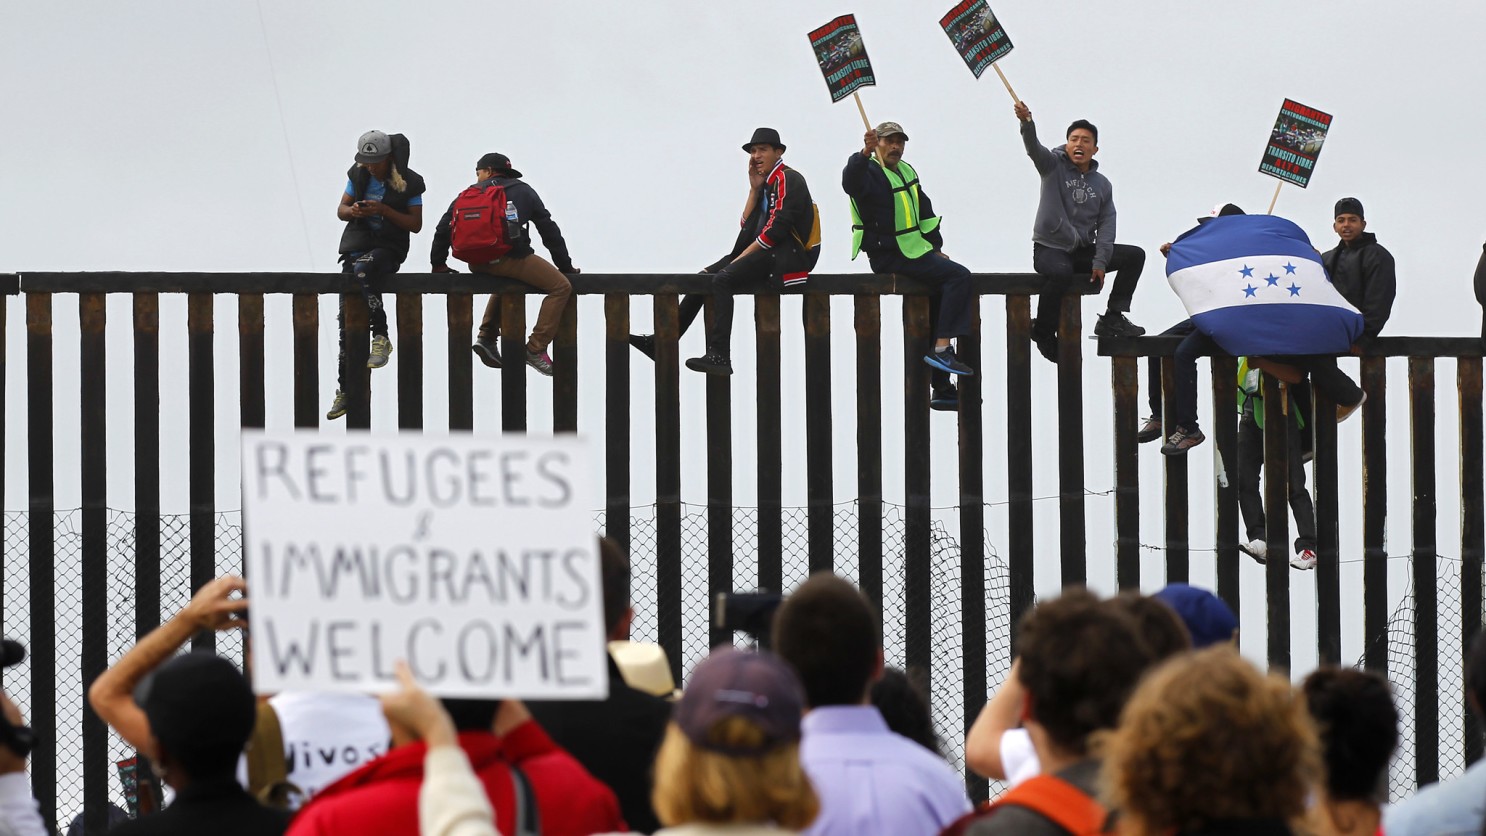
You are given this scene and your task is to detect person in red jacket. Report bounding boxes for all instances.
[287,697,624,836]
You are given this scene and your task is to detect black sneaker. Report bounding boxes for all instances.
[1030,319,1059,364]
[1160,425,1206,456]
[628,334,657,361]
[1094,311,1147,337]
[685,352,733,375]
[472,337,502,369]
[1137,416,1163,443]
[924,345,975,376]
[930,386,959,411]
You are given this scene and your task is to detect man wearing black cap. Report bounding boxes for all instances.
[89,577,289,834]
[0,640,45,836]
[1321,197,1396,350]
[431,152,578,376]
[630,128,819,375]
[844,121,975,409]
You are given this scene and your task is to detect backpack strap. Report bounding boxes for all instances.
[508,762,541,836]
[990,774,1108,835]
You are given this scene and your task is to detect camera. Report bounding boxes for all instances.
[712,591,783,650]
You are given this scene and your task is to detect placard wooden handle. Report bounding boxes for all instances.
[992,63,1019,103]
[1267,181,1283,215]
[852,91,871,131]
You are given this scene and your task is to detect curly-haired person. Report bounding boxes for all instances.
[1102,647,1321,836]
[1300,668,1398,836]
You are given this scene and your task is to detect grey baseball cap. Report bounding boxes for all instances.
[874,121,909,140]
[355,130,391,164]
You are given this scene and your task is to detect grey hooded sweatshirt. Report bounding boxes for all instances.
[1020,119,1116,271]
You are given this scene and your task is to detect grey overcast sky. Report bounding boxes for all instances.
[2,0,1484,701]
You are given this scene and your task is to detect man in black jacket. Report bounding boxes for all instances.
[630,128,818,375]
[431,152,578,376]
[329,130,425,420]
[1321,197,1396,350]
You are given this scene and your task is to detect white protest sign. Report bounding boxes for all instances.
[241,431,608,700]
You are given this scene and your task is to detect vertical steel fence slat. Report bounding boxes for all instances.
[396,293,424,431]
[187,293,215,652]
[1361,357,1388,672]
[1314,386,1342,665]
[604,295,631,548]
[79,293,108,834]
[1112,357,1140,589]
[239,295,266,431]
[500,296,528,433]
[957,303,988,803]
[1161,358,1189,581]
[26,292,56,825]
[1459,356,1484,765]
[1056,295,1085,583]
[903,295,932,676]
[804,294,834,574]
[1261,374,1291,671]
[1005,296,1033,647]
[133,294,162,641]
[755,297,784,593]
[291,294,318,429]
[1410,357,1439,788]
[342,294,372,429]
[554,299,579,434]
[855,295,884,608]
[705,301,733,649]
[653,294,683,681]
[447,294,474,431]
[1211,356,1240,612]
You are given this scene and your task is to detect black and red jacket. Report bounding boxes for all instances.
[706,160,818,284]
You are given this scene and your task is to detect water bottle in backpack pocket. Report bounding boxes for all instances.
[449,183,514,265]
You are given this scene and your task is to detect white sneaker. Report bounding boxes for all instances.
[1291,549,1318,570]
[1239,539,1268,564]
[1337,391,1366,423]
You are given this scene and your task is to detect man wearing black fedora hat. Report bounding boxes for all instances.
[629,127,819,375]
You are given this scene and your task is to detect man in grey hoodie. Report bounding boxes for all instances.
[1014,101,1147,362]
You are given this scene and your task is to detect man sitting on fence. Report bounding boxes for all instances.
[843,121,974,411]
[772,572,970,836]
[88,576,290,835]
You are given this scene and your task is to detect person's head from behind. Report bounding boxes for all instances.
[772,572,882,708]
[1153,583,1239,648]
[1015,588,1154,761]
[1108,592,1192,663]
[599,536,633,641]
[653,648,817,829]
[869,667,943,758]
[134,652,256,788]
[1301,668,1397,835]
[1103,647,1320,836]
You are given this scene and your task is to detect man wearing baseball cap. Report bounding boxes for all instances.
[844,121,976,410]
[429,152,579,376]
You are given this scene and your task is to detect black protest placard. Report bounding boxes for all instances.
[940,0,1013,78]
[1258,99,1333,189]
[808,14,875,103]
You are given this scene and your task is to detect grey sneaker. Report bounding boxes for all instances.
[325,390,348,421]
[1137,416,1163,443]
[368,335,393,369]
[526,349,555,377]
[472,337,502,369]
[1160,425,1206,456]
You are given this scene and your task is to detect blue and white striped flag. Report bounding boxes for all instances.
[1166,215,1363,355]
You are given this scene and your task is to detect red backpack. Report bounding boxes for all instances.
[939,775,1110,836]
[450,182,513,265]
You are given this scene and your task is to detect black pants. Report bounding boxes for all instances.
[677,249,777,357]
[337,248,399,389]
[1141,319,1217,432]
[1267,355,1362,408]
[867,249,974,341]
[1237,402,1317,553]
[1032,242,1145,329]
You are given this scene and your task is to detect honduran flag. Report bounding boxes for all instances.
[1166,215,1363,355]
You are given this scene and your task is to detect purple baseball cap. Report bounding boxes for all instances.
[675,647,805,755]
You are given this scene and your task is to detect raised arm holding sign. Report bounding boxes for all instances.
[808,14,876,129]
[939,0,1019,101]
[1259,98,1333,213]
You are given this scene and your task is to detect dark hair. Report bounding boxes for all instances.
[441,698,501,732]
[161,739,245,781]
[773,573,879,708]
[1067,119,1098,144]
[1466,630,1486,721]
[1302,668,1398,801]
[1109,593,1191,662]
[1016,588,1154,755]
[870,667,944,758]
[600,537,630,637]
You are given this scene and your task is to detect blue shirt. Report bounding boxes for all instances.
[1383,759,1486,836]
[344,176,422,234]
[799,706,970,836]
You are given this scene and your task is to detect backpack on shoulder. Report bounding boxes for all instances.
[939,774,1109,836]
[450,182,514,266]
[245,701,305,810]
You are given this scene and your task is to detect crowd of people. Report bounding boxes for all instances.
[0,537,1480,835]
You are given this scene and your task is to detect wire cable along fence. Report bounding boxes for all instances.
[0,272,1480,825]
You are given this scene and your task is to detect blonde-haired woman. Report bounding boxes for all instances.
[642,647,819,835]
[1102,647,1320,836]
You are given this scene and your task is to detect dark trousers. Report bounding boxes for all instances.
[1267,355,1363,408]
[1237,403,1317,553]
[337,248,399,389]
[677,249,777,356]
[1032,242,1145,328]
[870,249,973,392]
[1142,319,1216,432]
